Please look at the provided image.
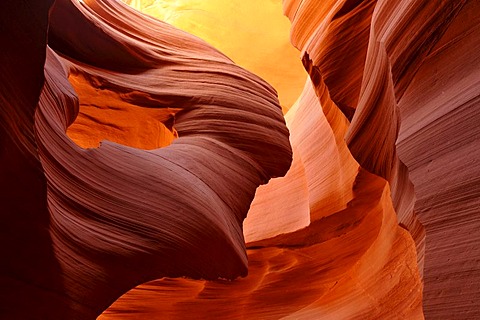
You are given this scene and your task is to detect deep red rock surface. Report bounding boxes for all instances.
[1,0,479,319]
[2,0,291,318]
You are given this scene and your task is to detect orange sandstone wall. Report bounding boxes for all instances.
[101,1,424,319]
[0,0,478,319]
[284,0,480,318]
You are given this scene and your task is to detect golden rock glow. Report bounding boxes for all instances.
[122,0,306,112]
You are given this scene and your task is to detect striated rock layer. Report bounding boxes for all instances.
[285,0,480,318]
[121,0,307,113]
[1,0,291,318]
[102,169,422,319]
[1,0,479,319]
[396,1,480,317]
[106,0,478,318]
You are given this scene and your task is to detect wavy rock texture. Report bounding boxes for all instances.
[121,0,307,112]
[396,1,480,317]
[102,74,423,319]
[1,0,479,319]
[285,0,424,259]
[285,0,480,318]
[2,0,291,318]
[245,80,359,242]
[100,1,423,315]
[102,169,422,319]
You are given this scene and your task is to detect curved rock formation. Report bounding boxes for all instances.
[285,0,480,318]
[245,80,359,242]
[2,0,291,318]
[102,169,422,319]
[1,0,479,319]
[121,0,307,112]
[396,1,480,317]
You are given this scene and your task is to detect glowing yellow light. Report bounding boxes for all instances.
[122,0,306,112]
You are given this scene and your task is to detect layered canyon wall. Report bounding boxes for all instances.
[1,0,479,319]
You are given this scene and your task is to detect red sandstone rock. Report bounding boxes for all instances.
[0,1,72,319]
[1,0,479,319]
[396,1,480,317]
[102,170,423,319]
[1,0,291,318]
[285,0,479,318]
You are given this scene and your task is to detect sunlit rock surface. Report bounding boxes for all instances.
[121,0,307,112]
[2,0,291,318]
[102,170,422,319]
[284,0,480,318]
[1,0,479,319]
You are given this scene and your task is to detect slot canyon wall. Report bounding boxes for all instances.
[0,0,479,319]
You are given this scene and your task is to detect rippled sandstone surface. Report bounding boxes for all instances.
[1,0,479,319]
